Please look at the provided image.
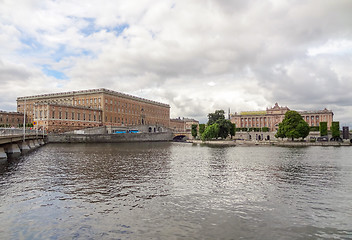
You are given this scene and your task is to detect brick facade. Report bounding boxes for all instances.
[17,88,170,133]
[170,117,199,133]
[0,110,24,127]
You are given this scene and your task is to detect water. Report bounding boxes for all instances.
[0,142,351,239]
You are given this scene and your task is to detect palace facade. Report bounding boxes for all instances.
[170,117,199,133]
[230,103,334,131]
[0,110,24,127]
[17,88,170,133]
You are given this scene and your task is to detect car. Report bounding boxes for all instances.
[317,136,328,142]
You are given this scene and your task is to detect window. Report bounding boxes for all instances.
[94,98,97,103]
[77,113,80,120]
[59,112,62,119]
[72,112,75,120]
[52,111,55,118]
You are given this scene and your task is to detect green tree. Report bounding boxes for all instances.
[191,124,198,138]
[230,123,236,139]
[297,121,310,139]
[275,110,310,140]
[201,123,219,141]
[199,124,205,135]
[261,127,269,132]
[207,110,225,125]
[331,121,340,138]
[319,122,328,136]
[216,119,232,139]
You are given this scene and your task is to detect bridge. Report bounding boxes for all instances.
[172,132,193,141]
[0,128,46,161]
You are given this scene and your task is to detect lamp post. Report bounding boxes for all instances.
[23,99,26,142]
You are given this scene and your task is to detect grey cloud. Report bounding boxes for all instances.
[0,0,351,126]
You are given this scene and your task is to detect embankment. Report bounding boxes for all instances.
[48,132,174,143]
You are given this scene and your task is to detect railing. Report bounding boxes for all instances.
[0,128,43,136]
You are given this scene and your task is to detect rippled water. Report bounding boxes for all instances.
[0,142,351,239]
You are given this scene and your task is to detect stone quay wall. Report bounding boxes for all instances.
[48,132,174,143]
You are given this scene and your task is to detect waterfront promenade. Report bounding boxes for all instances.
[189,139,352,147]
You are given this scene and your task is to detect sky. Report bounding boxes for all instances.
[0,0,352,125]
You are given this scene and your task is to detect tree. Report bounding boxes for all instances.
[319,122,328,136]
[275,110,310,140]
[207,110,225,125]
[191,124,198,138]
[262,127,269,132]
[199,124,205,135]
[230,123,236,139]
[216,119,232,139]
[201,123,219,141]
[296,121,310,139]
[331,121,340,138]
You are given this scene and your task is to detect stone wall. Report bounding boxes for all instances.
[48,132,174,143]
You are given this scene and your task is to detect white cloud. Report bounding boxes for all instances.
[0,0,352,125]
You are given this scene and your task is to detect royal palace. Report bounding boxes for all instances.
[230,103,334,131]
[16,88,170,133]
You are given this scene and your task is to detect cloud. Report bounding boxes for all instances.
[0,0,351,125]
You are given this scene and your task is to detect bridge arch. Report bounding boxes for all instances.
[173,135,187,142]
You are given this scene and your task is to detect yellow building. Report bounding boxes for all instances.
[17,88,170,133]
[230,103,334,131]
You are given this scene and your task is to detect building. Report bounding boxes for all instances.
[170,117,199,133]
[17,88,170,133]
[230,103,334,131]
[31,102,102,133]
[0,110,24,127]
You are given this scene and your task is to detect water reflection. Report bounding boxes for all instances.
[0,143,351,239]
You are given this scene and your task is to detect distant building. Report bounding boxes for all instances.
[230,103,334,131]
[0,110,24,127]
[17,88,170,133]
[170,117,199,133]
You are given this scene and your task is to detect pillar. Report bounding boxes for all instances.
[34,140,40,147]
[28,140,36,149]
[19,142,30,154]
[6,144,21,158]
[0,147,7,162]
